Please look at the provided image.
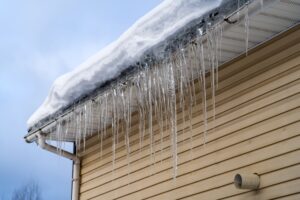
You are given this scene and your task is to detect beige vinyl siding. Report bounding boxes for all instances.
[78,25,300,200]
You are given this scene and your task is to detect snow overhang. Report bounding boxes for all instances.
[25,0,300,143]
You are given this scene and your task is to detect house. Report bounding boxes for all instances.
[24,0,300,199]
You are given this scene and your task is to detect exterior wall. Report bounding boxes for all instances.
[78,25,300,200]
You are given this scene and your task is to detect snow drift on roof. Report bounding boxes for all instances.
[27,0,222,128]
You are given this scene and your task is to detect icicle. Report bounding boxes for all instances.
[245,3,250,56]
[90,100,94,136]
[115,89,120,145]
[237,0,240,20]
[168,62,177,179]
[135,70,146,154]
[103,92,108,138]
[112,125,116,173]
[44,10,228,180]
[207,28,216,127]
[121,88,131,176]
[216,23,223,89]
[175,50,186,152]
[190,42,203,154]
[78,108,82,151]
[127,86,132,175]
[260,0,264,8]
[155,62,165,164]
[181,48,195,137]
[128,86,132,140]
[65,116,69,140]
[83,104,87,150]
[98,97,104,158]
[56,120,62,154]
[198,27,204,36]
[111,89,117,172]
[199,38,208,145]
[75,109,80,150]
[96,98,101,154]
[78,111,82,152]
[188,48,197,106]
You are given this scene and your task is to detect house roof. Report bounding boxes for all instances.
[25,0,300,143]
[27,0,225,129]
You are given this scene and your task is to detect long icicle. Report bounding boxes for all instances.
[245,3,250,56]
[112,90,117,173]
[52,17,227,181]
[147,63,155,171]
[199,36,208,145]
[169,61,177,179]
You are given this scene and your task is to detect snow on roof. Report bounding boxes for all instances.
[27,0,223,128]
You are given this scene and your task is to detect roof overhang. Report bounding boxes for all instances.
[25,0,300,143]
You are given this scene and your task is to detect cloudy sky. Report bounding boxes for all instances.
[0,0,162,199]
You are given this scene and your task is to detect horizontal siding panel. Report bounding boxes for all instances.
[229,179,300,200]
[80,77,300,180]
[181,166,300,200]
[81,106,300,185]
[271,2,300,16]
[81,108,300,194]
[277,193,300,200]
[81,108,300,193]
[81,126,300,200]
[146,150,300,200]
[82,136,300,199]
[79,26,300,200]
[81,83,300,179]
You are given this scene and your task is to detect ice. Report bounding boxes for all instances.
[198,25,220,144]
[26,0,254,180]
[112,90,117,171]
[168,64,178,179]
[147,66,154,165]
[27,0,223,128]
[260,0,264,8]
[48,20,224,178]
[237,0,240,20]
[245,3,250,56]
[206,23,223,130]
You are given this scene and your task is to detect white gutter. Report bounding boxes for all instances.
[25,120,58,143]
[36,132,80,200]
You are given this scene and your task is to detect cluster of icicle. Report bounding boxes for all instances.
[51,23,224,179]
[40,0,260,181]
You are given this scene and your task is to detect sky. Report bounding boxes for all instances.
[0,0,162,199]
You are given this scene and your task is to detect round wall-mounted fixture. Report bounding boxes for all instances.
[234,173,260,190]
